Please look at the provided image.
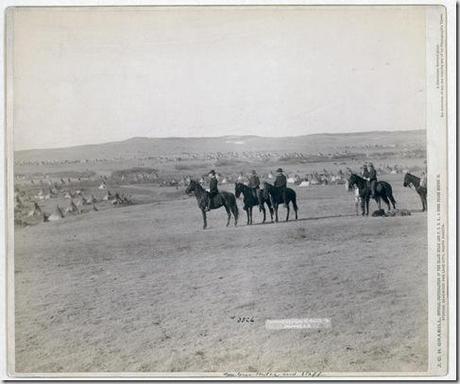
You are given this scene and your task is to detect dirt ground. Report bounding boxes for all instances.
[14,174,427,374]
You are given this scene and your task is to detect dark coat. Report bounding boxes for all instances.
[209,177,219,195]
[274,174,287,188]
[369,168,377,181]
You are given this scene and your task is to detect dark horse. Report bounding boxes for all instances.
[262,182,298,222]
[403,172,427,211]
[234,183,273,225]
[185,180,238,229]
[348,173,396,216]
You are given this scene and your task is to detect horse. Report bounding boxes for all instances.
[185,179,238,229]
[262,182,298,222]
[347,173,396,216]
[234,182,273,225]
[403,172,427,211]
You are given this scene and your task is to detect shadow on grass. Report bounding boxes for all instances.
[245,213,359,227]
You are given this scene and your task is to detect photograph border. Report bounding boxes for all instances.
[1,1,456,380]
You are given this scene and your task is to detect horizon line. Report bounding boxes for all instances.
[14,128,426,153]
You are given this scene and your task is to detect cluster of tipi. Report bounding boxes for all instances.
[14,181,132,225]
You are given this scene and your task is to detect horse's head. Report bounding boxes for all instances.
[185,179,197,194]
[347,174,358,190]
[234,182,243,198]
[403,172,410,187]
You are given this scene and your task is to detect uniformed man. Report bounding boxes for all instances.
[368,163,377,198]
[248,170,260,200]
[274,168,288,207]
[206,170,219,211]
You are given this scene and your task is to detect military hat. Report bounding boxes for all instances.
[276,168,283,173]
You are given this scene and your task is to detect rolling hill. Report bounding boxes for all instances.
[15,130,426,163]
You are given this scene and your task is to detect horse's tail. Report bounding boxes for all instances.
[383,182,397,207]
[292,192,298,212]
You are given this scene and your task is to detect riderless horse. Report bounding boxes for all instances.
[403,172,427,211]
[234,182,273,225]
[185,179,238,229]
[347,173,396,216]
[262,182,298,222]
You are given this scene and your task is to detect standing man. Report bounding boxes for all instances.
[368,163,377,198]
[206,170,219,211]
[361,162,370,179]
[361,162,371,195]
[248,170,260,200]
[274,168,288,207]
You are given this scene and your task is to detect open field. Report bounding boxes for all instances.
[14,172,427,373]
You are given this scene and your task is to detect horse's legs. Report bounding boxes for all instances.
[249,206,253,225]
[381,195,390,211]
[285,203,290,221]
[361,198,366,216]
[274,204,279,222]
[246,208,250,225]
[224,205,231,227]
[261,206,266,223]
[267,201,274,222]
[201,209,207,229]
[232,205,238,226]
[366,197,370,216]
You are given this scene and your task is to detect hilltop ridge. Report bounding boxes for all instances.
[15,130,425,163]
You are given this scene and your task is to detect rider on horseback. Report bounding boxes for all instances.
[248,170,260,201]
[274,168,288,208]
[206,170,219,211]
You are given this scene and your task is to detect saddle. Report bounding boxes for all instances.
[207,193,224,209]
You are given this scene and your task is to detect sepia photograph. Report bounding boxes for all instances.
[4,3,455,379]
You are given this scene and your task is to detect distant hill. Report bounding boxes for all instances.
[15,130,426,163]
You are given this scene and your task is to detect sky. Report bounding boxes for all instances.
[10,6,427,150]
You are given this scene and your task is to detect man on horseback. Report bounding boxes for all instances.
[248,170,260,200]
[274,168,288,208]
[206,170,219,211]
[361,162,377,198]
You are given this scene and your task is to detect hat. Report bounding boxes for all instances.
[209,170,216,175]
[276,168,283,173]
[251,170,257,174]
[369,163,374,167]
